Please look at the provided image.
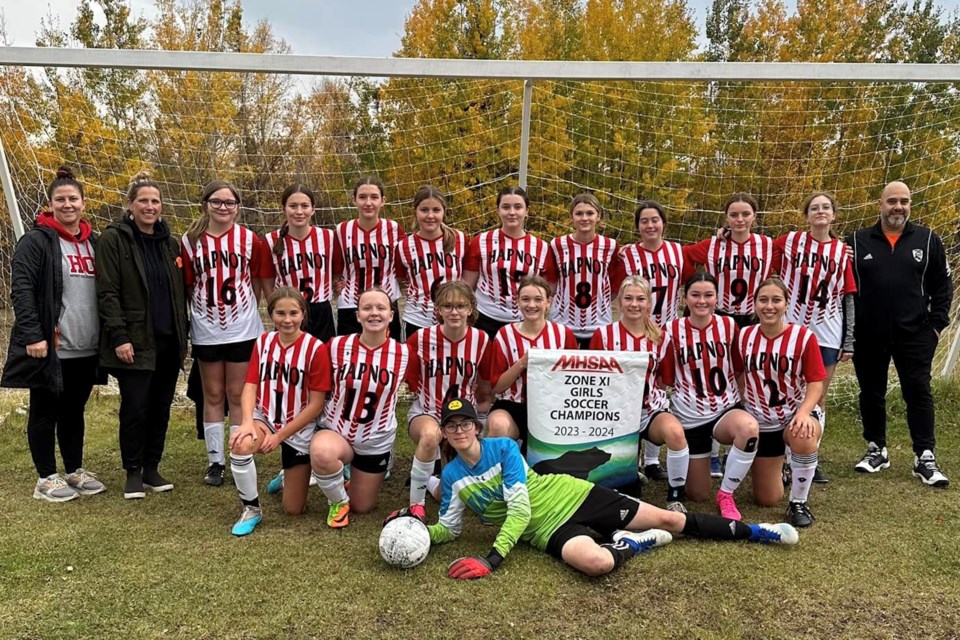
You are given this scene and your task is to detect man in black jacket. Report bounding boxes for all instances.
[847,181,952,487]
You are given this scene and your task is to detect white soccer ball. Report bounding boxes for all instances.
[379,516,431,569]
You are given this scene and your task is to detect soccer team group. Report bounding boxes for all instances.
[5,167,952,579]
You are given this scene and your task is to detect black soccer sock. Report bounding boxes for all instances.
[681,512,752,540]
[241,496,260,508]
[600,540,635,571]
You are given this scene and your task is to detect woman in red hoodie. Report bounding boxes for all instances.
[2,166,106,502]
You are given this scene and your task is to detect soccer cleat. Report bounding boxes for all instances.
[855,442,890,474]
[309,472,318,487]
[665,501,688,514]
[781,461,792,487]
[748,523,799,545]
[266,470,285,494]
[786,500,815,528]
[913,450,949,488]
[142,468,174,493]
[408,503,427,522]
[33,474,79,502]
[710,455,723,478]
[231,505,263,537]
[327,500,350,529]
[204,463,226,487]
[124,469,146,500]
[812,466,830,484]
[612,529,673,554]
[64,468,106,496]
[715,489,742,521]
[642,464,668,482]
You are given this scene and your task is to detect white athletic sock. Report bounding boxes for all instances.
[665,446,689,488]
[409,455,435,506]
[426,475,441,501]
[316,465,349,505]
[643,443,661,467]
[790,452,818,503]
[230,454,258,503]
[784,444,793,470]
[203,421,225,465]
[711,439,721,458]
[721,444,757,494]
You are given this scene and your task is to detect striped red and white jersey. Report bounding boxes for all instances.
[244,331,327,453]
[405,325,490,420]
[395,230,467,328]
[182,225,264,345]
[684,234,777,315]
[260,226,335,303]
[463,230,548,322]
[614,241,686,326]
[482,321,579,403]
[774,232,857,350]
[335,219,405,308]
[738,323,827,430]
[319,334,410,455]
[543,235,619,339]
[589,322,669,414]
[662,316,744,428]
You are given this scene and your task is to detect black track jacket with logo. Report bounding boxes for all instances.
[846,220,952,341]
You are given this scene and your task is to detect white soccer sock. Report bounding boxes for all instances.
[409,455,435,506]
[426,475,442,501]
[316,465,349,505]
[643,443,661,467]
[789,452,818,503]
[203,421,225,465]
[720,444,757,494]
[784,444,793,470]
[230,454,258,503]
[666,446,689,488]
[711,439,721,458]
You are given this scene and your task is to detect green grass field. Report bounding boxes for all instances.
[1,378,958,640]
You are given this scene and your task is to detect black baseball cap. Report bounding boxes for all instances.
[440,398,478,426]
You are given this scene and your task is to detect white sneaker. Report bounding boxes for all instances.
[612,528,672,554]
[33,474,79,502]
[913,450,949,488]
[855,442,890,473]
[65,468,106,495]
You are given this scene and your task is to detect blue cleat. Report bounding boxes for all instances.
[266,470,284,494]
[231,506,263,537]
[612,528,673,554]
[748,522,799,545]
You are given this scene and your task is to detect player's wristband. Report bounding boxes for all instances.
[485,549,504,571]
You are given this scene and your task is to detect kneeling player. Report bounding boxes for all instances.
[419,398,798,580]
[739,278,826,527]
[228,288,327,536]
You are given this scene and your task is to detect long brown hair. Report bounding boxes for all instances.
[412,185,457,253]
[274,184,317,258]
[186,180,241,246]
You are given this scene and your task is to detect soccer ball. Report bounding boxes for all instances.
[379,516,431,569]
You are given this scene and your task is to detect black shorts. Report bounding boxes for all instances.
[280,442,311,469]
[685,404,743,458]
[575,335,592,351]
[337,302,403,341]
[638,409,672,444]
[191,338,256,363]
[351,450,392,474]
[491,399,528,441]
[306,301,336,343]
[757,429,787,458]
[545,485,641,559]
[475,312,509,339]
[717,310,756,329]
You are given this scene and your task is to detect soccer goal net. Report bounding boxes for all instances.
[1,50,959,402]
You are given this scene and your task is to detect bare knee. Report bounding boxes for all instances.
[486,412,514,438]
[664,424,687,452]
[754,487,783,508]
[575,550,616,577]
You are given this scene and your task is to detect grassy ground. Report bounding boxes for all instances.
[0,379,958,640]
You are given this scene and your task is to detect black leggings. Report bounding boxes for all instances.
[27,355,98,478]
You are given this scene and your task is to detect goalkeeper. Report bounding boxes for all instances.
[416,397,800,579]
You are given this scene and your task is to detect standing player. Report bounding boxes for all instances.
[543,193,619,350]
[462,186,549,338]
[612,199,687,479]
[260,184,336,341]
[227,288,327,536]
[309,288,410,528]
[774,192,856,484]
[334,176,404,340]
[590,277,689,512]
[483,275,579,448]
[182,180,265,487]
[403,282,489,518]
[739,278,827,527]
[661,273,761,521]
[395,185,467,336]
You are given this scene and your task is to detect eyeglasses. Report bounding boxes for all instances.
[442,420,475,433]
[207,198,239,210]
[439,304,470,312]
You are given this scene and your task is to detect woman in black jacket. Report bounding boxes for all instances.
[96,171,189,500]
[2,166,105,502]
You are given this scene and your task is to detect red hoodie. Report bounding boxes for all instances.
[35,210,94,243]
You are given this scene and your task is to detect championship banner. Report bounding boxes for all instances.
[526,349,648,489]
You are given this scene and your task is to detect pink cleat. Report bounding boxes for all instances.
[716,489,742,521]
